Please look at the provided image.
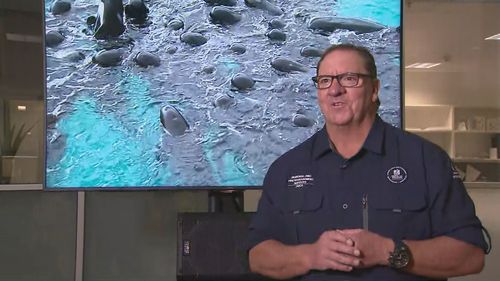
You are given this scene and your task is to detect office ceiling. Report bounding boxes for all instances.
[404,0,500,73]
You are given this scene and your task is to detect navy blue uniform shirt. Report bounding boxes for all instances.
[249,116,487,281]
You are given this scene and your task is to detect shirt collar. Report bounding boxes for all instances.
[312,115,385,159]
[312,126,331,159]
[363,115,385,155]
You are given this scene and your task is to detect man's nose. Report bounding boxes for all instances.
[327,78,344,96]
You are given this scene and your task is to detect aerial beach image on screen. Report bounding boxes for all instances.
[44,0,401,189]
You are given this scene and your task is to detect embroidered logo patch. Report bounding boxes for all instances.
[287,174,314,188]
[387,166,407,184]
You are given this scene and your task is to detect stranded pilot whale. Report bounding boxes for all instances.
[160,105,189,136]
[309,17,385,34]
[270,58,308,73]
[244,0,283,16]
[204,0,237,6]
[93,0,126,39]
[209,7,242,25]
[125,0,149,23]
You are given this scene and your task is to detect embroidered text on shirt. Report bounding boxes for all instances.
[287,174,314,188]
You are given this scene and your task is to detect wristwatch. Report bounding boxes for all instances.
[388,239,411,269]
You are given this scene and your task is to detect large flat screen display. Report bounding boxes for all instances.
[44,0,402,189]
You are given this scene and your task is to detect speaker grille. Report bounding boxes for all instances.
[177,212,267,281]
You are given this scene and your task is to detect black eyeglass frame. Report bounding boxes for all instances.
[311,72,375,89]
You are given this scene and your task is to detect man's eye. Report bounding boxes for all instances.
[319,77,331,84]
[343,75,357,81]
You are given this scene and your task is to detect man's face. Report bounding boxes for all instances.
[316,49,379,128]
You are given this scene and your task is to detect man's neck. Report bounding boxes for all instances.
[326,114,376,159]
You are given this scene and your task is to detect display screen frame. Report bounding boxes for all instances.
[43,0,403,190]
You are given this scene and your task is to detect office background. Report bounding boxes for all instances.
[1,0,499,281]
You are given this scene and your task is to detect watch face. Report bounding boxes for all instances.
[392,247,410,268]
[389,242,411,269]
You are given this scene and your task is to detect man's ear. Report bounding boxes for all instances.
[371,79,380,102]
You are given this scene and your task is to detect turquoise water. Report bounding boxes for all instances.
[49,74,171,188]
[49,71,254,187]
[202,128,253,186]
[334,0,401,27]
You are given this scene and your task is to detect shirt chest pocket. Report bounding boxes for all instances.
[370,192,430,240]
[284,189,330,244]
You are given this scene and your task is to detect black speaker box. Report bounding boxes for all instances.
[177,212,268,281]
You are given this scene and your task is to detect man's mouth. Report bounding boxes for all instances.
[332,102,344,107]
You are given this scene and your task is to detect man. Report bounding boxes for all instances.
[248,44,488,280]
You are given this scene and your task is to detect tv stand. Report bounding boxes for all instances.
[208,190,244,213]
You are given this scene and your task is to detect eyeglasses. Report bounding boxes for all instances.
[312,72,373,89]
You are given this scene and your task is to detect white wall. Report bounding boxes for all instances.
[405,71,500,107]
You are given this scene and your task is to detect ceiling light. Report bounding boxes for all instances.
[17,105,27,111]
[405,63,441,69]
[485,33,500,40]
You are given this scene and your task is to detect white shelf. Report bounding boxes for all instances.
[405,105,453,132]
[407,129,452,133]
[406,105,500,188]
[454,130,500,134]
[464,182,500,189]
[453,158,500,163]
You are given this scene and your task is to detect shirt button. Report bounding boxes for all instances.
[342,203,348,209]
